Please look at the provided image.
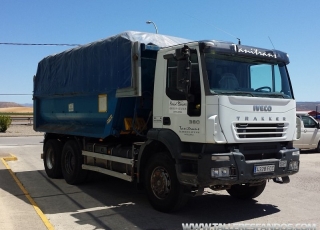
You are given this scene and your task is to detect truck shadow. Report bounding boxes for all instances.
[43,171,280,229]
[0,168,280,230]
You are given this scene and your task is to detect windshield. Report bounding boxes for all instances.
[204,54,293,99]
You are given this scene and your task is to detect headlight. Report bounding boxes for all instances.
[292,151,300,156]
[211,167,230,178]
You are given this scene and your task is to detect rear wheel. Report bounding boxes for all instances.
[61,140,87,185]
[145,153,189,212]
[43,139,63,178]
[226,181,266,199]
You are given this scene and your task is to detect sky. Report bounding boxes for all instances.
[1,0,319,104]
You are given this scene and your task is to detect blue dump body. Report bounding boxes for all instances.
[33,31,191,138]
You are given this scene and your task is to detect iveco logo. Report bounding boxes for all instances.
[253,105,272,111]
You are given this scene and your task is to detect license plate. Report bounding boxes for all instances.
[279,160,287,168]
[254,165,275,173]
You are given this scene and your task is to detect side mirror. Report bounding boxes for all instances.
[177,59,191,93]
[176,46,191,95]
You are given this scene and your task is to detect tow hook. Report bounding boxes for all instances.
[273,176,290,184]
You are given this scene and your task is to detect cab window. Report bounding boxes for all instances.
[301,116,317,128]
[165,51,201,116]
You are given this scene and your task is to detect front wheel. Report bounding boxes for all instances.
[61,140,87,185]
[145,153,189,212]
[226,181,266,199]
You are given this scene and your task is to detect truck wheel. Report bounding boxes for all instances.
[61,140,87,185]
[43,139,63,178]
[226,181,266,199]
[145,153,189,212]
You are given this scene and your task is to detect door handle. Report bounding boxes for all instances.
[163,117,171,125]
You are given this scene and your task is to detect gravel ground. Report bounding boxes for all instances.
[0,125,44,137]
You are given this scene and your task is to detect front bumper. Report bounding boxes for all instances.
[177,148,300,187]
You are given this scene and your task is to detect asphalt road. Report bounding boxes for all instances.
[0,136,319,230]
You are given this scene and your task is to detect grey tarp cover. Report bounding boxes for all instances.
[34,31,192,96]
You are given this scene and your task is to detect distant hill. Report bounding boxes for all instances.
[0,102,24,108]
[296,102,320,111]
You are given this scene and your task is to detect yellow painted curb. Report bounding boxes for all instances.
[1,154,54,230]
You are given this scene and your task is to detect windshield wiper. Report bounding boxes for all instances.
[212,90,289,98]
[254,93,285,98]
[216,91,254,97]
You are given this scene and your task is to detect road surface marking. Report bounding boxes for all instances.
[1,154,54,230]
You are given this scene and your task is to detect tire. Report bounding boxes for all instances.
[61,140,88,185]
[316,141,320,153]
[226,181,266,199]
[43,139,63,178]
[145,153,189,212]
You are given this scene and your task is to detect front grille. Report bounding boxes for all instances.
[234,123,288,139]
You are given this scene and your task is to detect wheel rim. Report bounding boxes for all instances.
[46,148,54,170]
[64,149,75,175]
[150,166,171,200]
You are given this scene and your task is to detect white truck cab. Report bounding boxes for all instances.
[294,111,320,152]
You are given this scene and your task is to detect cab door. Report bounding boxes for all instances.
[294,115,320,149]
[160,46,205,143]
